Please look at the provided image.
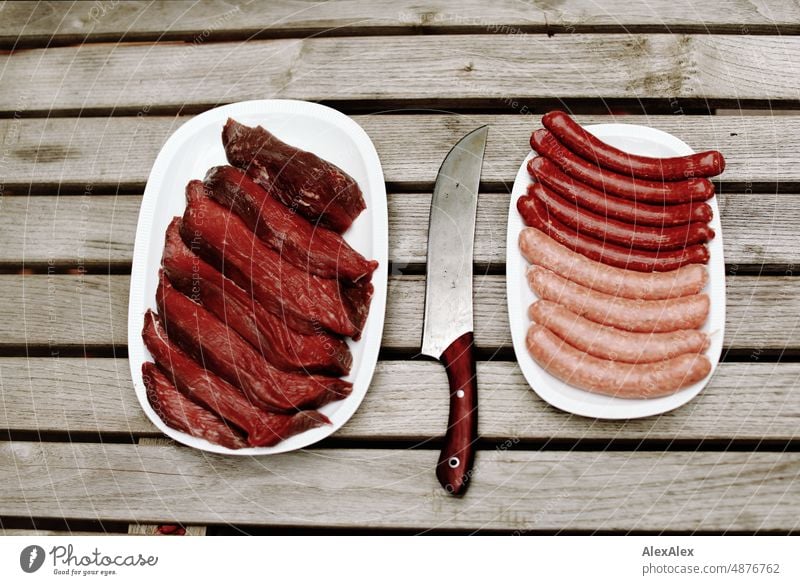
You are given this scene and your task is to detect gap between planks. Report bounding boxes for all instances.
[3,0,800,50]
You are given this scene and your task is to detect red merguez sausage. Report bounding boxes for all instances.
[142,361,247,449]
[529,182,715,251]
[204,165,378,284]
[181,181,372,339]
[143,312,328,447]
[222,118,366,233]
[156,272,352,413]
[542,110,725,180]
[528,156,713,227]
[162,217,352,376]
[531,128,714,204]
[517,195,709,272]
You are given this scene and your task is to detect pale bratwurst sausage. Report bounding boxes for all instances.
[526,324,712,399]
[518,227,708,300]
[529,300,710,363]
[526,265,710,332]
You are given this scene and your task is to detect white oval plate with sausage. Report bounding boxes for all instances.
[128,99,388,454]
[507,123,725,419]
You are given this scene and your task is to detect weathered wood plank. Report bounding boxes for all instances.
[0,274,796,350]
[127,438,207,536]
[2,442,797,530]
[0,191,795,269]
[1,115,796,192]
[0,357,146,434]
[0,195,139,267]
[2,358,800,442]
[3,35,800,114]
[1,275,129,348]
[3,0,799,48]
[0,528,124,536]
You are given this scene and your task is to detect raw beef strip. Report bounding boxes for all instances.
[143,312,328,447]
[204,165,378,283]
[222,118,366,232]
[155,272,352,413]
[162,217,352,375]
[181,180,372,339]
[142,361,247,449]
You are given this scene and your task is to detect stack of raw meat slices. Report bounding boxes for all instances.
[517,111,725,399]
[141,119,378,449]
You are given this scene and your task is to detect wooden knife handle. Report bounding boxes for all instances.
[436,331,478,496]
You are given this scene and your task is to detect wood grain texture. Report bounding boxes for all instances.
[2,441,798,530]
[127,438,207,536]
[0,191,795,269]
[0,275,129,348]
[0,274,795,350]
[1,115,796,193]
[0,357,146,434]
[2,1,799,535]
[0,195,139,267]
[3,35,800,114]
[2,358,800,442]
[3,0,799,48]
[0,529,125,536]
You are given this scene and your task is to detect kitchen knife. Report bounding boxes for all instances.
[421,126,487,496]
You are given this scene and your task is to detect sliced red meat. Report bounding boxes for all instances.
[181,180,372,339]
[222,118,366,233]
[143,312,329,447]
[203,165,377,283]
[142,360,247,449]
[162,217,352,375]
[155,272,353,413]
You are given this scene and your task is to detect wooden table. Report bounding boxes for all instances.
[2,1,800,535]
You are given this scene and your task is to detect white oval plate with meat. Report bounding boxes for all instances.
[128,99,388,453]
[507,123,725,419]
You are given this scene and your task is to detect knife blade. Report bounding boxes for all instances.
[421,125,487,495]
